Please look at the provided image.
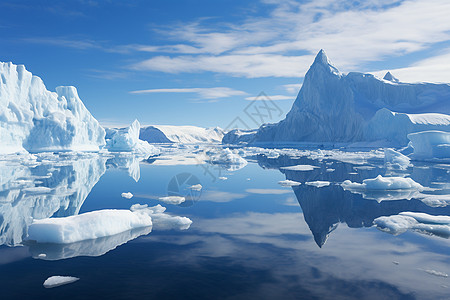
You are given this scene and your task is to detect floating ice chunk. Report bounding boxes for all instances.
[384,148,411,170]
[374,212,450,238]
[280,165,319,171]
[418,194,450,207]
[158,196,186,205]
[408,130,450,159]
[306,181,331,188]
[27,209,152,244]
[342,175,424,191]
[219,177,228,180]
[105,120,160,156]
[121,192,133,199]
[130,204,192,230]
[189,184,202,191]
[278,180,301,187]
[43,276,79,288]
[326,168,335,172]
[208,148,248,171]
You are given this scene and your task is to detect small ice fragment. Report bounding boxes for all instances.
[219,177,228,180]
[43,276,79,288]
[38,253,46,258]
[189,184,202,191]
[280,165,318,171]
[121,192,133,199]
[326,168,335,172]
[278,180,301,187]
[159,196,186,205]
[305,181,330,188]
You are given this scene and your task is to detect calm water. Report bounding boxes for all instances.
[0,148,449,300]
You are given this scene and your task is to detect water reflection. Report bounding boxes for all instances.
[257,153,450,247]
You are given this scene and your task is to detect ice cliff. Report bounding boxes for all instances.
[0,62,105,154]
[223,50,450,146]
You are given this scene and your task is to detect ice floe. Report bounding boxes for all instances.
[43,276,79,288]
[158,196,186,205]
[305,181,331,188]
[278,180,302,187]
[374,212,450,238]
[121,192,134,199]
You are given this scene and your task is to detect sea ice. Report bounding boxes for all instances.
[278,180,302,187]
[27,209,153,243]
[43,276,79,288]
[305,181,331,188]
[280,165,318,171]
[374,212,450,238]
[342,175,423,191]
[384,148,411,170]
[121,192,133,199]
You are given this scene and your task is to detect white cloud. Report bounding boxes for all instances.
[371,48,450,83]
[245,95,293,101]
[130,0,450,78]
[282,84,302,94]
[129,87,248,100]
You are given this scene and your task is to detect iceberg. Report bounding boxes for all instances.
[0,61,105,154]
[121,192,134,199]
[159,196,186,205]
[374,212,450,238]
[342,175,424,191]
[105,119,160,155]
[407,130,450,159]
[384,148,411,170]
[223,50,450,146]
[278,180,302,187]
[207,148,248,171]
[140,125,224,144]
[27,209,153,244]
[43,276,79,288]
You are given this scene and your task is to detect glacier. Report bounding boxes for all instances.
[0,62,105,154]
[140,125,224,144]
[223,50,450,146]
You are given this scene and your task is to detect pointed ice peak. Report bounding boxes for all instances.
[310,49,340,76]
[383,71,399,83]
[314,49,330,65]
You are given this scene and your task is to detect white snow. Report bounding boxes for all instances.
[43,276,79,288]
[374,212,450,238]
[384,148,411,170]
[408,130,450,159]
[280,165,318,171]
[158,196,186,205]
[121,192,133,199]
[342,175,424,191]
[105,119,160,156]
[278,180,302,187]
[305,181,331,188]
[140,125,224,144]
[0,61,105,154]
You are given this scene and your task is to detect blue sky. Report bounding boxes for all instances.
[1,0,450,128]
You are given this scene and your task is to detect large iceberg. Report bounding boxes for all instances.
[140,125,224,144]
[0,61,105,154]
[407,130,450,159]
[223,50,450,146]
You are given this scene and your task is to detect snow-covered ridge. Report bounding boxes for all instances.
[0,61,105,154]
[140,125,224,144]
[223,50,450,146]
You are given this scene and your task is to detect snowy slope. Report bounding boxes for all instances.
[0,62,105,154]
[227,50,450,146]
[140,125,224,144]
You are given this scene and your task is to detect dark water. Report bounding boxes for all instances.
[0,150,449,300]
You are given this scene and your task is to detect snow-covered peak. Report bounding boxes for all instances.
[383,71,399,83]
[310,49,341,76]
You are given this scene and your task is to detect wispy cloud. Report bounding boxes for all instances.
[282,84,302,94]
[129,87,248,100]
[130,0,450,78]
[244,95,293,101]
